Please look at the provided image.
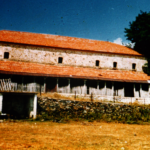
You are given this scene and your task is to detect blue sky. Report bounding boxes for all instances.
[0,0,150,45]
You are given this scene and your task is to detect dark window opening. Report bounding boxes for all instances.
[58,57,63,63]
[113,62,117,68]
[114,82,124,96]
[59,78,68,88]
[4,52,9,59]
[142,84,148,91]
[46,78,57,92]
[106,82,112,89]
[132,63,136,70]
[135,84,140,91]
[99,81,105,90]
[135,83,140,97]
[124,83,134,97]
[95,60,99,66]
[87,80,97,94]
[2,94,31,118]
[70,79,84,94]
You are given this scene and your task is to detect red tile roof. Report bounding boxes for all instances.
[0,30,142,56]
[0,60,149,83]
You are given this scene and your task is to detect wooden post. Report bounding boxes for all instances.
[56,78,59,92]
[91,92,93,102]
[44,77,46,93]
[33,77,36,92]
[121,82,124,97]
[22,76,24,92]
[104,81,106,95]
[140,84,142,98]
[75,91,76,100]
[68,79,70,93]
[97,81,99,95]
[113,91,116,103]
[149,84,150,98]
[0,94,3,113]
[40,84,41,95]
[133,84,136,97]
[112,82,114,96]
[84,80,87,95]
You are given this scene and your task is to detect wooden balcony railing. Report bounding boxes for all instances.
[0,79,44,93]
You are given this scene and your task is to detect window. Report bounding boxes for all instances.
[4,52,9,59]
[58,57,63,63]
[142,84,148,91]
[113,62,117,68]
[132,63,136,70]
[95,60,99,66]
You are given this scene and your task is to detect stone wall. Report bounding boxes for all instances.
[37,97,150,123]
[0,43,146,72]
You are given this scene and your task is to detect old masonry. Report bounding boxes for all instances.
[0,30,150,118]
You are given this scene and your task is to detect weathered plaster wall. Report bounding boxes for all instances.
[0,43,146,72]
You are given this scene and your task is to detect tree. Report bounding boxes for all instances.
[125,11,150,56]
[125,11,150,74]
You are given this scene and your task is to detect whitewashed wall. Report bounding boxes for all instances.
[0,43,146,72]
[71,86,85,94]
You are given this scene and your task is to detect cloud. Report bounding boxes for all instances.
[125,42,135,48]
[113,37,135,48]
[113,38,123,45]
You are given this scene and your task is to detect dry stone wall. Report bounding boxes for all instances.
[37,97,150,123]
[0,43,146,72]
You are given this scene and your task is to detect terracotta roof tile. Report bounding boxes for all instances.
[0,60,149,83]
[0,30,142,56]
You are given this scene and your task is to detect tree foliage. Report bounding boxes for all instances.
[125,11,150,56]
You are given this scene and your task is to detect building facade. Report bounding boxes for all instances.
[0,30,150,117]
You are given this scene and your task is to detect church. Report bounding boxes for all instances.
[0,30,150,118]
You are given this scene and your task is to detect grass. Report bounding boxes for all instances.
[38,92,93,102]
[0,120,150,149]
[37,92,126,103]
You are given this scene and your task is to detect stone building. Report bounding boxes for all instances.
[0,30,150,117]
